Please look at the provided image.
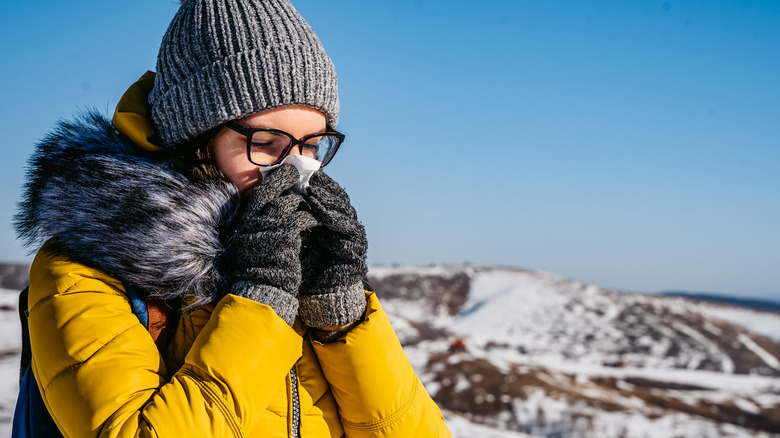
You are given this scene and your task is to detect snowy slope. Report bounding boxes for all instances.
[0,288,21,437]
[369,266,780,437]
[454,269,780,374]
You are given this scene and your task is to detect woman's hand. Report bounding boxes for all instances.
[298,171,368,329]
[229,165,319,326]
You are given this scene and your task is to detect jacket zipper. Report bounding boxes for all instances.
[290,366,301,438]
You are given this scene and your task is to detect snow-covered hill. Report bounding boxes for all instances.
[0,289,21,436]
[369,266,780,437]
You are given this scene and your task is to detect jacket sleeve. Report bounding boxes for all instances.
[311,291,451,437]
[28,250,303,438]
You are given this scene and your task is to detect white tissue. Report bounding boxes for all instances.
[259,154,321,193]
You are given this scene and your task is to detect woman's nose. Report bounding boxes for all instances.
[287,144,302,156]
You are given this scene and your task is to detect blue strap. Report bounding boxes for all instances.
[12,366,63,438]
[125,285,149,329]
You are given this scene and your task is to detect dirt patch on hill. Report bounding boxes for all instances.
[0,263,28,290]
[368,271,470,316]
[591,375,780,433]
[427,351,780,434]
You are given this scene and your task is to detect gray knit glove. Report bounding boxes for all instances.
[299,171,368,328]
[230,165,319,326]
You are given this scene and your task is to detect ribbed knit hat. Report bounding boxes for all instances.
[149,0,339,147]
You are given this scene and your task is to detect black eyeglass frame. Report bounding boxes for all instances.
[224,122,345,167]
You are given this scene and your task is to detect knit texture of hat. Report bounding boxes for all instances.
[149,0,339,147]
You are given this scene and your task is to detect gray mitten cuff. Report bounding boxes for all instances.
[232,281,299,327]
[298,281,366,328]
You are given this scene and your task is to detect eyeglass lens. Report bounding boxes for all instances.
[249,131,340,166]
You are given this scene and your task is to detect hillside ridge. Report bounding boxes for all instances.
[368,265,780,437]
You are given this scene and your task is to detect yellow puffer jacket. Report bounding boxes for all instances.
[29,249,449,437]
[26,74,451,437]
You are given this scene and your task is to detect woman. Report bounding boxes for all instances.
[14,0,451,436]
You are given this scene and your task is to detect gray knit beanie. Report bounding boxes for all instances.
[149,0,339,147]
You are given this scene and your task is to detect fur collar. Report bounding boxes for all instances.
[15,110,240,307]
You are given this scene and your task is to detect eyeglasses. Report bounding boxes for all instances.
[224,122,345,167]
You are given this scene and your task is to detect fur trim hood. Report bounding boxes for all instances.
[15,110,240,307]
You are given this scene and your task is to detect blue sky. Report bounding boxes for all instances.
[1,1,779,299]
